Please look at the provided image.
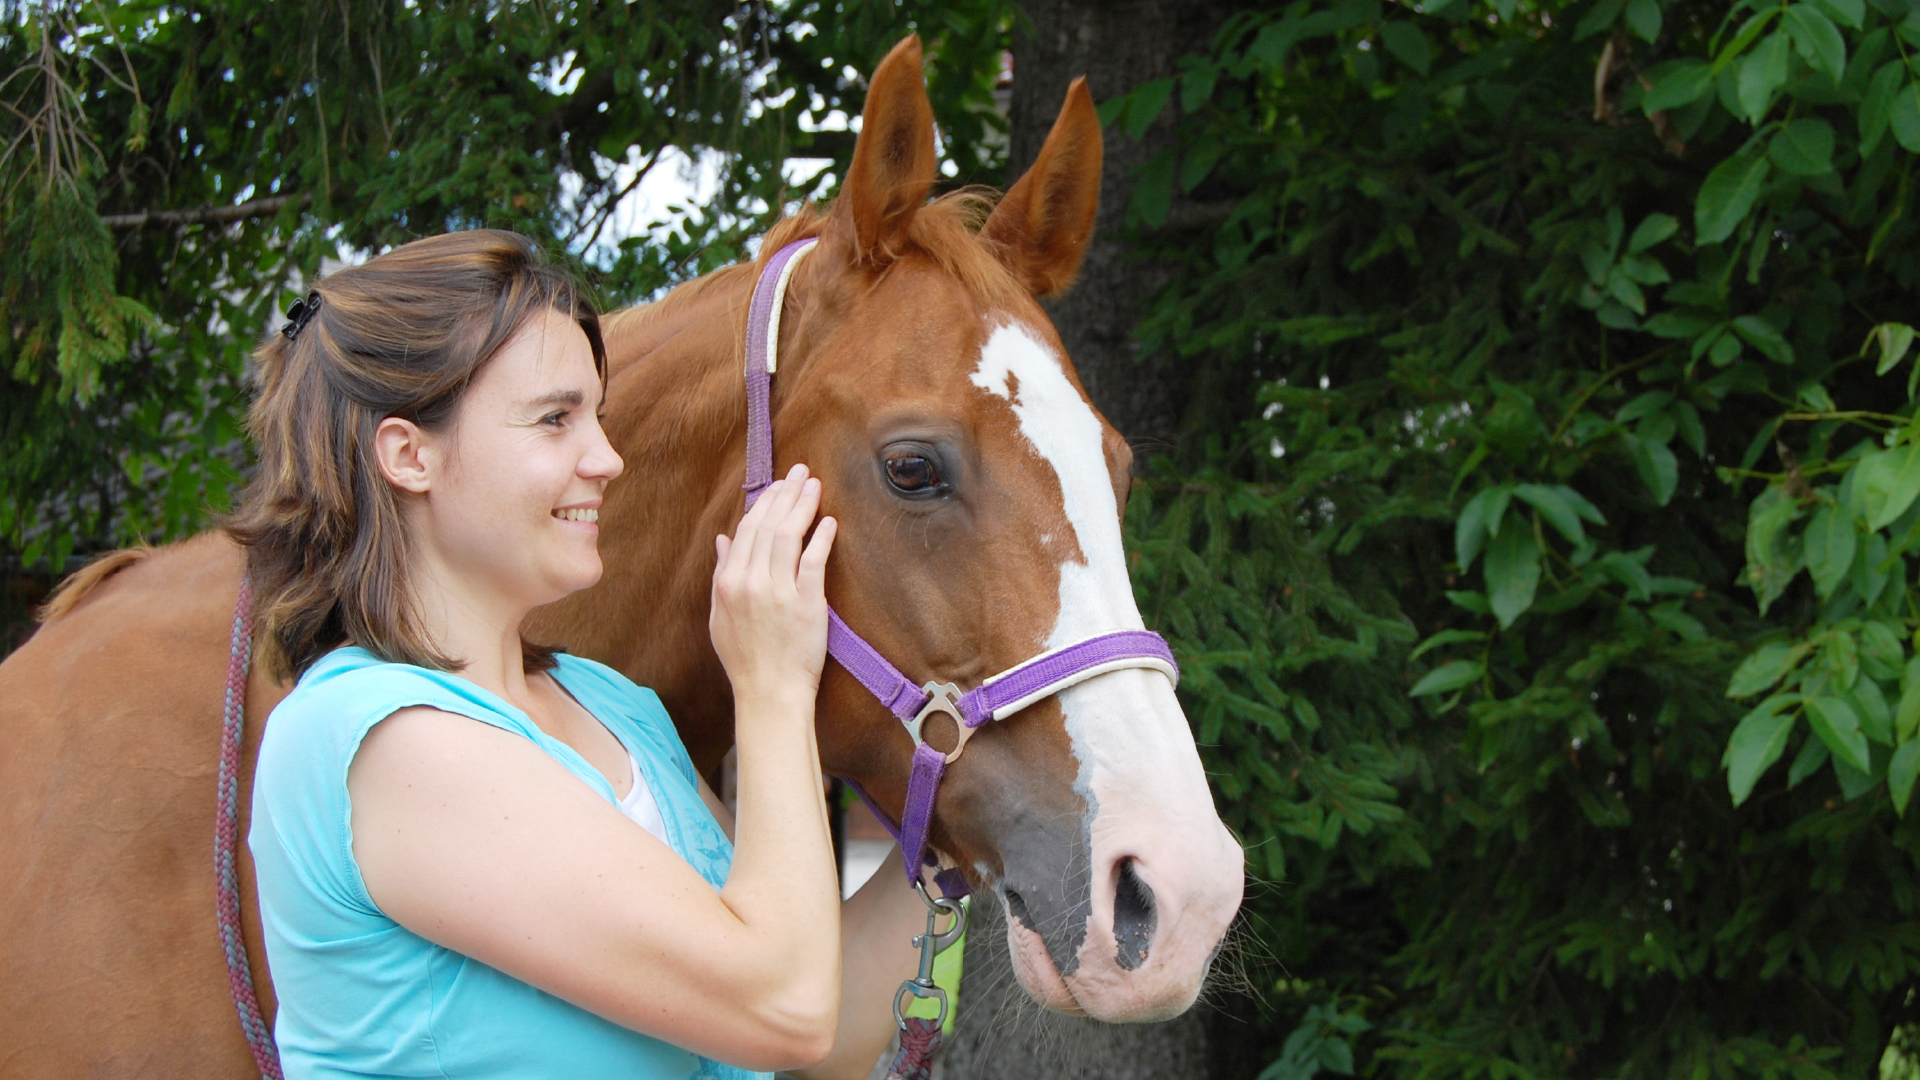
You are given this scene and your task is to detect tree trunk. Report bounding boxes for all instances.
[1006,0,1237,456]
[940,3,1258,1077]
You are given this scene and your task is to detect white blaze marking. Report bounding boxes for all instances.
[970,322,1201,806]
[971,323,1142,642]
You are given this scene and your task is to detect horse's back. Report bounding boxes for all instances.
[0,533,263,1078]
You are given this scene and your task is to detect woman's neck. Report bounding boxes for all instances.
[408,547,538,706]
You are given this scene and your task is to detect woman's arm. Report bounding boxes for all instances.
[349,467,843,1072]
[793,846,950,1080]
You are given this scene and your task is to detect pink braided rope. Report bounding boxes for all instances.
[215,576,283,1079]
[883,1017,943,1080]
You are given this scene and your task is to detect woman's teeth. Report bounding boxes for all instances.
[554,508,598,523]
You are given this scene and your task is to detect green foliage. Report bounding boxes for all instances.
[0,0,1012,572]
[1115,0,1920,1072]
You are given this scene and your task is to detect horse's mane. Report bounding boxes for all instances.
[605,188,1023,339]
[37,547,153,623]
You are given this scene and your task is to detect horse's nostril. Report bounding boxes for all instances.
[1005,888,1034,932]
[1112,858,1156,971]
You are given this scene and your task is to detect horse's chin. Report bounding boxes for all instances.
[1005,917,1087,1016]
[1003,905,1210,1023]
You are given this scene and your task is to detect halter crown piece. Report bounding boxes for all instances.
[740,239,1181,898]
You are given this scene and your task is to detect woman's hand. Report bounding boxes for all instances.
[710,463,837,711]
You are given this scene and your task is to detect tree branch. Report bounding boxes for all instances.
[100,192,306,229]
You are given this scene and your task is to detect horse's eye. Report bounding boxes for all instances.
[884,453,940,494]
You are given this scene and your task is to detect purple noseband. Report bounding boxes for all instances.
[740,238,1179,896]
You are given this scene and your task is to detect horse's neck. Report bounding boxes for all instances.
[527,267,756,773]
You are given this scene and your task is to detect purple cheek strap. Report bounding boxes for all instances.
[741,238,1180,898]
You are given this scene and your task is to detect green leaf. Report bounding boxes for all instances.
[1446,589,1492,615]
[1576,0,1628,39]
[1181,139,1227,192]
[1743,485,1808,614]
[1823,630,1860,690]
[1554,485,1608,525]
[1411,659,1484,696]
[1892,741,1920,815]
[1127,148,1177,227]
[1123,78,1176,140]
[1866,321,1917,375]
[1626,433,1680,505]
[1628,213,1680,252]
[1380,22,1433,76]
[1514,483,1586,544]
[1647,309,1718,339]
[1851,445,1920,530]
[1732,314,1795,363]
[1726,696,1797,805]
[1834,748,1879,801]
[1898,659,1920,740]
[1889,737,1920,814]
[1729,641,1806,698]
[1484,518,1542,628]
[1804,503,1857,598]
[1860,61,1905,157]
[1181,63,1219,113]
[1618,254,1671,285]
[1644,62,1715,113]
[1783,5,1846,81]
[1849,678,1894,745]
[1789,736,1830,787]
[1607,267,1648,314]
[1625,0,1662,42]
[1768,118,1836,175]
[1860,620,1904,681]
[1410,628,1487,661]
[1695,153,1771,244]
[1893,80,1920,153]
[1806,696,1872,773]
[1811,0,1863,28]
[1737,31,1791,122]
[1456,485,1508,568]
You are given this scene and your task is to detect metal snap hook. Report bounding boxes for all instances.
[893,879,967,1030]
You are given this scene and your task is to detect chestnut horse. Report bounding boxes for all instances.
[0,37,1242,1078]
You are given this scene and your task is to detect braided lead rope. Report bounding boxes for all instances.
[884,1017,943,1080]
[215,576,283,1080]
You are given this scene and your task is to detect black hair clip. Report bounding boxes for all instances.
[282,290,322,341]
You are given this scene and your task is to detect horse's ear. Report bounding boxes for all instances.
[835,36,938,267]
[982,77,1103,298]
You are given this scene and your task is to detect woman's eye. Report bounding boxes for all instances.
[884,454,940,494]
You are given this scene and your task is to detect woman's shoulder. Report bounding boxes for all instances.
[270,647,525,748]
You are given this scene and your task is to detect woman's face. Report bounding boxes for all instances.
[402,309,624,612]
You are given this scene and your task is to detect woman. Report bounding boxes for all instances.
[232,230,931,1079]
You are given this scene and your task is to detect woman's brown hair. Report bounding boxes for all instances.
[226,230,607,679]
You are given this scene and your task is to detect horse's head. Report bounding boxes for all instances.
[766,36,1244,1022]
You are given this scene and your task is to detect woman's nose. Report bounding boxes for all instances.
[583,423,624,481]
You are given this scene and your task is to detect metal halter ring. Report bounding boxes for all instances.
[901,681,974,764]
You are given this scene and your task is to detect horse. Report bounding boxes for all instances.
[0,36,1243,1077]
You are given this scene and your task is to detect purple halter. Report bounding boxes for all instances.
[740,238,1180,895]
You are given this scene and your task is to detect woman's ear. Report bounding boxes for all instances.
[375,417,435,494]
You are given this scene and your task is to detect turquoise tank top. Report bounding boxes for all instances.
[250,646,769,1080]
